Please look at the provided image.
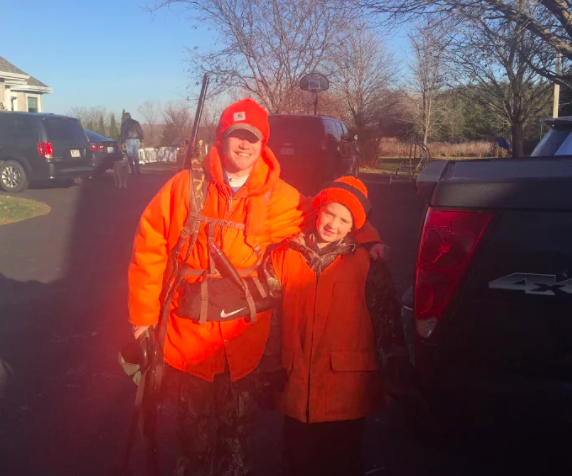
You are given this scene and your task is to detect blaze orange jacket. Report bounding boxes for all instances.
[128,145,380,383]
[270,238,382,423]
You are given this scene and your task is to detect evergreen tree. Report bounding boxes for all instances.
[121,109,126,124]
[97,115,106,136]
[109,114,119,141]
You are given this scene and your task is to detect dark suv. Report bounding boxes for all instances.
[268,114,359,195]
[0,112,94,192]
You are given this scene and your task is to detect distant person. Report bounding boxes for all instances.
[120,113,144,174]
[496,136,511,157]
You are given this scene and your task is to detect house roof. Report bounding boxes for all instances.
[0,55,27,75]
[0,55,50,89]
[26,75,49,88]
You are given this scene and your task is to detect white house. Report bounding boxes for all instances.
[0,55,52,112]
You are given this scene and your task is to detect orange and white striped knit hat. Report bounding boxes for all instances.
[312,176,371,229]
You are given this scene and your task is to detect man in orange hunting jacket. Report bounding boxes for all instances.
[128,98,386,476]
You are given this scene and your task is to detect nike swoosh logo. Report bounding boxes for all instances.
[220,307,247,318]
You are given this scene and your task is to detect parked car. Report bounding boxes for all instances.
[268,114,359,195]
[405,152,572,468]
[0,112,94,192]
[85,129,122,176]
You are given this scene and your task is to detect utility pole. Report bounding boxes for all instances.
[553,53,562,118]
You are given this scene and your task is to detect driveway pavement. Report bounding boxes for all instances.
[0,166,477,476]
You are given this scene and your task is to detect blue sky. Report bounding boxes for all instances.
[2,1,409,118]
[2,0,208,116]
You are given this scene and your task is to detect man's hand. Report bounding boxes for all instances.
[133,325,150,339]
[369,243,391,262]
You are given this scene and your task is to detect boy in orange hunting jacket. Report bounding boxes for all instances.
[258,176,408,476]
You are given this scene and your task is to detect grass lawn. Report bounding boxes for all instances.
[360,164,419,177]
[0,196,51,226]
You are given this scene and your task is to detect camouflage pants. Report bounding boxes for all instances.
[165,365,257,476]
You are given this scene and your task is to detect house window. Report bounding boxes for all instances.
[27,96,38,113]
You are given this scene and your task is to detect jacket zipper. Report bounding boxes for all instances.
[306,270,320,423]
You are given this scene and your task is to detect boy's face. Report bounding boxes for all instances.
[316,202,353,244]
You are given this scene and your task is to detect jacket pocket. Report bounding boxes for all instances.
[326,350,379,416]
[330,350,378,372]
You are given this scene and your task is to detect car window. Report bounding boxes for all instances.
[323,119,341,142]
[44,118,87,141]
[268,116,324,146]
[339,122,350,141]
[334,121,345,141]
[85,129,108,141]
[531,127,572,156]
[0,115,36,141]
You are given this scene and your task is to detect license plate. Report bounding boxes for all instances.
[70,149,81,158]
[281,148,294,155]
[107,147,115,154]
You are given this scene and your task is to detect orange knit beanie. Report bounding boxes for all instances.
[313,176,371,229]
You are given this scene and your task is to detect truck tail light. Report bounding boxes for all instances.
[37,142,54,160]
[415,209,492,338]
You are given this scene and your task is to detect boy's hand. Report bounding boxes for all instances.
[369,243,391,262]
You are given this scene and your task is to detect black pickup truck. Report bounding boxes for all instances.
[409,117,572,468]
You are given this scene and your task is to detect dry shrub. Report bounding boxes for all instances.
[378,138,411,158]
[429,141,493,158]
[377,137,494,159]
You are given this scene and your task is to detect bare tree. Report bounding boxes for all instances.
[138,101,162,147]
[161,101,193,146]
[360,0,572,87]
[66,106,109,128]
[408,22,450,145]
[148,0,356,112]
[448,1,553,156]
[331,26,397,128]
[330,25,400,163]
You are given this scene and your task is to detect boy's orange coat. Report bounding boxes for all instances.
[271,244,382,423]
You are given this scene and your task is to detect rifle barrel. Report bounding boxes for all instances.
[190,74,210,149]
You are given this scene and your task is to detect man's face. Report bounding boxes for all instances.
[316,202,353,244]
[222,129,262,174]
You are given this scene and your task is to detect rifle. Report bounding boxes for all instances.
[119,74,210,476]
[179,73,210,171]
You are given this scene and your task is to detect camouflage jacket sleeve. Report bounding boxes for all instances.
[365,260,406,358]
[258,247,283,372]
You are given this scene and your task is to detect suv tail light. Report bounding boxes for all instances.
[37,142,54,160]
[415,209,492,338]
